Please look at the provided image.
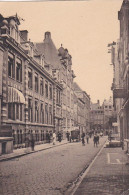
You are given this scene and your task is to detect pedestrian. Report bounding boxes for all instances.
[93,133,98,147]
[96,133,99,145]
[89,131,92,138]
[86,133,89,144]
[52,132,56,145]
[25,137,29,148]
[31,137,35,151]
[81,131,85,146]
[58,132,62,142]
[47,132,51,143]
[66,131,70,141]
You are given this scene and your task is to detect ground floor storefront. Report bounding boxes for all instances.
[6,122,54,149]
[119,100,129,153]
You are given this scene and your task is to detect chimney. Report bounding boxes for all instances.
[45,31,51,39]
[97,100,100,104]
[20,30,28,41]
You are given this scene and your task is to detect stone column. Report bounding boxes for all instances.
[1,49,8,125]
[53,84,56,133]
[24,60,29,135]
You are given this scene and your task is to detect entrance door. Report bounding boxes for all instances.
[2,142,6,154]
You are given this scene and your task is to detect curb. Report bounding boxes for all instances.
[64,138,107,195]
[0,141,69,162]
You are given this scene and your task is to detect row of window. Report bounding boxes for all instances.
[8,54,53,100]
[91,111,104,114]
[8,54,22,82]
[12,130,52,145]
[28,99,53,125]
[104,106,112,109]
[8,101,53,125]
[28,68,53,99]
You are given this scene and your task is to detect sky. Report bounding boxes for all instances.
[0,0,123,104]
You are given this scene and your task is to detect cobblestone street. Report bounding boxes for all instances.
[0,137,106,195]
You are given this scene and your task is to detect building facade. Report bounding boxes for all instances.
[35,35,76,137]
[90,100,104,131]
[73,82,90,134]
[102,97,116,131]
[0,14,62,149]
[0,14,91,152]
[90,98,115,133]
[111,0,129,152]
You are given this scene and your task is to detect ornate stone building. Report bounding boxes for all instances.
[35,34,76,137]
[0,14,62,149]
[90,100,104,131]
[0,14,91,152]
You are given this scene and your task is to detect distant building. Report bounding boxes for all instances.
[73,82,90,134]
[102,97,116,131]
[90,98,116,132]
[90,100,104,131]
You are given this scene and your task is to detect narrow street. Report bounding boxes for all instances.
[0,137,106,195]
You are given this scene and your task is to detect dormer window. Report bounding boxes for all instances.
[1,25,9,35]
[9,19,20,42]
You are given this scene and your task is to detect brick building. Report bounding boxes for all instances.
[35,34,76,137]
[0,14,91,152]
[0,14,62,149]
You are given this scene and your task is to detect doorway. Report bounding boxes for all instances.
[2,142,6,154]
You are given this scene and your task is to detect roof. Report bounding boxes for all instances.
[35,32,61,69]
[73,82,82,91]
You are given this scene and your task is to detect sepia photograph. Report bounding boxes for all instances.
[0,0,129,194]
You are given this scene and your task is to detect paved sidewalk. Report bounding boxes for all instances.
[74,146,129,195]
[0,140,68,162]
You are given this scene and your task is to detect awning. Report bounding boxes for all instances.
[8,86,25,104]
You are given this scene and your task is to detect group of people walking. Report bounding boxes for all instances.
[81,132,90,146]
[25,130,101,152]
[24,131,63,151]
[81,131,100,147]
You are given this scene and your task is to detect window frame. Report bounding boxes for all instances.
[16,58,22,83]
[45,80,48,98]
[28,68,33,89]
[35,73,39,93]
[8,54,15,79]
[40,77,44,96]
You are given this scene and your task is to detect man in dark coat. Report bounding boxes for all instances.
[66,131,70,141]
[58,132,62,142]
[93,133,98,147]
[31,137,35,151]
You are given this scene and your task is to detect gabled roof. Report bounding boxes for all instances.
[35,32,61,69]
